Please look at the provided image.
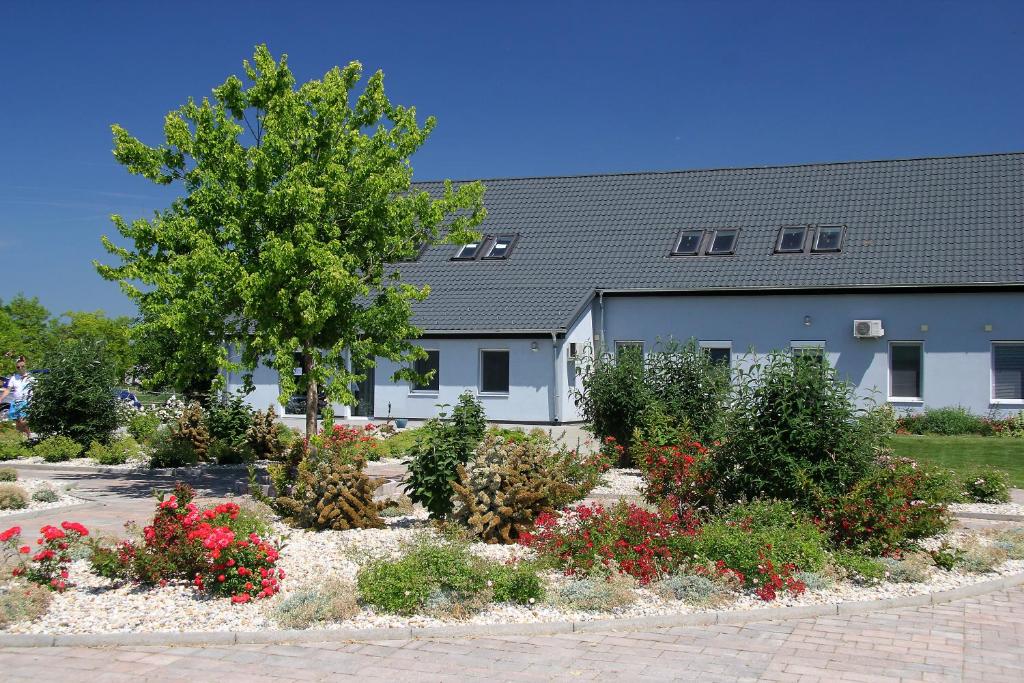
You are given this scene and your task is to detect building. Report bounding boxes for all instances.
[229,152,1024,422]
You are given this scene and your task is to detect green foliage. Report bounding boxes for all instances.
[356,539,491,615]
[208,438,253,465]
[693,501,828,583]
[959,466,1011,503]
[487,562,545,604]
[716,352,881,507]
[833,553,887,583]
[246,407,282,460]
[0,431,28,461]
[549,572,638,612]
[0,467,16,481]
[879,553,933,583]
[31,486,59,503]
[0,581,53,628]
[29,339,119,446]
[275,455,387,530]
[643,339,732,445]
[97,45,486,436]
[956,543,1008,573]
[450,434,575,544]
[149,429,199,468]
[170,402,210,461]
[127,411,161,444]
[0,295,53,376]
[900,406,987,436]
[272,579,360,628]
[793,571,833,591]
[34,435,84,462]
[992,528,1024,560]
[404,393,487,519]
[58,310,136,384]
[0,483,28,509]
[85,539,131,582]
[87,436,142,465]
[381,427,423,457]
[205,391,254,447]
[653,572,732,606]
[571,345,650,464]
[929,543,963,571]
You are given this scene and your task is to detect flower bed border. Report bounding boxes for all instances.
[2,571,1022,649]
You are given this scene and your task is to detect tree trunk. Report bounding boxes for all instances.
[302,346,317,438]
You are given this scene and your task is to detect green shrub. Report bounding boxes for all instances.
[693,500,829,583]
[716,352,881,507]
[653,572,731,606]
[0,483,28,509]
[34,435,84,462]
[205,391,254,446]
[31,486,59,503]
[911,406,987,435]
[208,438,253,465]
[959,467,1010,503]
[833,553,887,583]
[0,431,28,461]
[571,345,651,464]
[127,411,161,444]
[0,582,52,628]
[246,406,283,460]
[272,579,360,628]
[643,339,732,446]
[956,543,1008,573]
[380,495,415,518]
[29,339,119,446]
[929,543,963,571]
[404,393,488,519]
[87,436,142,465]
[0,467,16,481]
[149,429,199,468]
[549,572,637,612]
[879,554,933,583]
[487,562,545,604]
[793,571,833,591]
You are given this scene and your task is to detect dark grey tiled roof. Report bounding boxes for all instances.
[394,153,1024,332]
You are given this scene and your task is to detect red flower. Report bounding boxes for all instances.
[60,521,89,537]
[18,545,29,554]
[0,526,21,542]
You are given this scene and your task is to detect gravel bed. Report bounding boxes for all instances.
[590,468,642,497]
[11,456,148,471]
[949,502,1024,517]
[4,505,1023,635]
[0,478,86,518]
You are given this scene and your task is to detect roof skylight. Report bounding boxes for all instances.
[776,226,808,253]
[707,229,739,255]
[483,235,517,259]
[453,242,483,260]
[672,230,704,255]
[813,225,845,252]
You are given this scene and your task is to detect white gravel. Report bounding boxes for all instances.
[12,456,147,471]
[589,468,642,497]
[3,504,1023,635]
[949,502,1024,517]
[0,478,86,518]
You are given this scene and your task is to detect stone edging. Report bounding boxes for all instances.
[953,511,1024,522]
[2,572,1022,649]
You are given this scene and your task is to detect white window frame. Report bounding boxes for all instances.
[888,341,924,403]
[478,348,511,396]
[454,242,483,260]
[614,340,645,356]
[409,349,440,395]
[699,340,732,370]
[790,340,825,355]
[991,341,1024,405]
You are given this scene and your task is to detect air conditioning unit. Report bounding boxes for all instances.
[853,320,885,338]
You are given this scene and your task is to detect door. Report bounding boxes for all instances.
[353,366,375,417]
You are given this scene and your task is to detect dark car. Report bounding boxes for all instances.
[285,392,328,415]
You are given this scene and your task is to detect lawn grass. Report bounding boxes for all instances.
[891,435,1024,488]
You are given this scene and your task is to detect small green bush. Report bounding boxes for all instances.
[149,429,199,468]
[272,579,360,628]
[87,436,142,465]
[653,573,731,606]
[487,562,545,604]
[880,554,933,583]
[643,339,732,446]
[571,345,651,464]
[956,543,1008,573]
[959,467,1011,503]
[34,435,84,462]
[29,339,119,446]
[907,406,987,435]
[127,411,161,444]
[31,486,59,503]
[693,500,829,583]
[0,582,53,628]
[383,427,424,457]
[929,544,963,571]
[205,391,254,447]
[549,572,637,612]
[793,571,833,592]
[0,467,16,481]
[0,483,28,509]
[208,438,253,465]
[0,431,28,461]
[833,553,887,583]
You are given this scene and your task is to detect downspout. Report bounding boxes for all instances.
[598,290,606,352]
[551,331,560,424]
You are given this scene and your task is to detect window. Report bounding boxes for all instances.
[889,342,922,400]
[672,230,704,256]
[484,235,516,259]
[775,226,808,253]
[992,342,1024,401]
[615,341,644,358]
[813,225,845,252]
[412,350,440,392]
[453,242,483,260]
[480,350,510,394]
[707,229,738,255]
[699,342,732,374]
[790,341,825,363]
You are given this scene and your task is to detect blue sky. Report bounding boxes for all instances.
[2,0,1022,317]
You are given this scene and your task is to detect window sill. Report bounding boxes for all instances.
[888,397,923,404]
[991,399,1024,406]
[477,392,510,398]
[408,391,439,397]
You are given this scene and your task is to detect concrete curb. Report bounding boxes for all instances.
[953,511,1024,522]
[0,501,95,522]
[2,572,1021,649]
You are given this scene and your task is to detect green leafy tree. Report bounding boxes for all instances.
[0,295,55,375]
[59,311,135,384]
[97,45,486,435]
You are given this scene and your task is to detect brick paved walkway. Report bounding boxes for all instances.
[0,585,1020,682]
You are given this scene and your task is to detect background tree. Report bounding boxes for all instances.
[59,310,135,384]
[0,294,55,374]
[97,45,486,435]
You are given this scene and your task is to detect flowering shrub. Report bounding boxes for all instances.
[1,521,90,591]
[959,467,1010,503]
[519,501,699,585]
[751,549,806,601]
[637,440,717,516]
[107,482,283,602]
[816,458,950,555]
[314,423,385,463]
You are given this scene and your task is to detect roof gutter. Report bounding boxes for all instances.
[595,281,1024,296]
[419,328,566,336]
